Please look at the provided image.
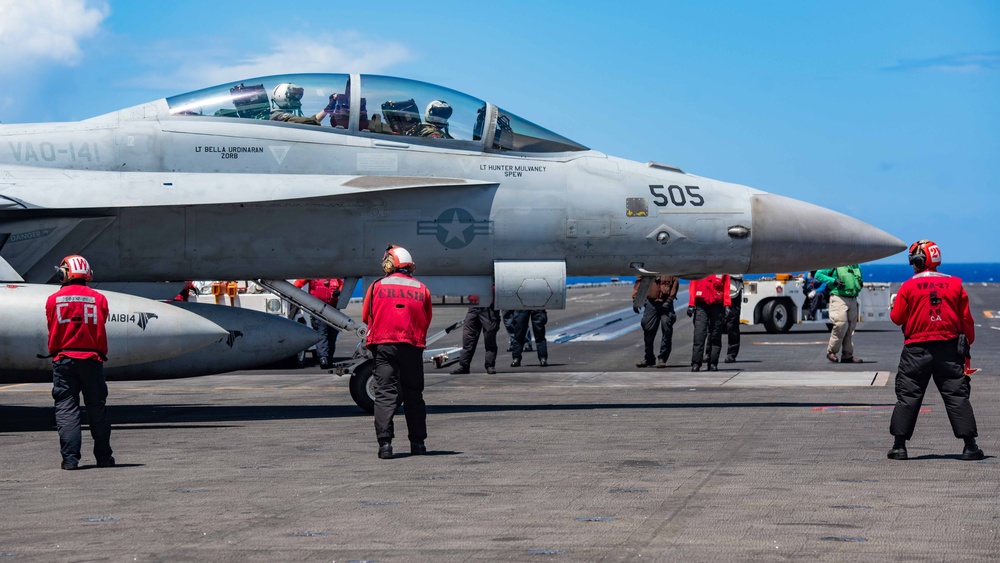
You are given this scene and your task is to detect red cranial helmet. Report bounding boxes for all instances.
[908,239,941,272]
[57,254,93,282]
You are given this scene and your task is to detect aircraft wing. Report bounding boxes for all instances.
[0,170,498,282]
[0,169,497,209]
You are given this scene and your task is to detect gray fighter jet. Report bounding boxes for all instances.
[0,73,903,406]
[0,73,902,290]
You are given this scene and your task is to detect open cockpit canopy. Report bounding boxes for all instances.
[165,73,587,153]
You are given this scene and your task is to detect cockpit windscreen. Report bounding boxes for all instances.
[165,73,588,153]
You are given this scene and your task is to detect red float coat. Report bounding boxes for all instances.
[890,271,975,346]
[688,275,732,307]
[294,278,344,304]
[362,273,432,348]
[45,284,109,362]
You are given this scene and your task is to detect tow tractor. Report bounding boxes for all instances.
[740,274,893,333]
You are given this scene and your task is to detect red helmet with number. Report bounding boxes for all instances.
[57,254,93,282]
[381,245,415,274]
[908,239,941,272]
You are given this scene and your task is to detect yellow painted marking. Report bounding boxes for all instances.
[0,384,35,391]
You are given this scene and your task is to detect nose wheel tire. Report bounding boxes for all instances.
[349,360,376,413]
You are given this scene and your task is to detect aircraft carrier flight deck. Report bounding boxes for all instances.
[2,283,999,561]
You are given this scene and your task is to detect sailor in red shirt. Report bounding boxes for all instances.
[687,274,732,371]
[362,245,433,459]
[293,278,344,368]
[887,240,983,461]
[44,255,114,470]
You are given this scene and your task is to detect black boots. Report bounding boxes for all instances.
[379,440,429,458]
[962,439,985,461]
[887,438,908,460]
[378,440,393,459]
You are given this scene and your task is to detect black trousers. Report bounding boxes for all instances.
[511,310,548,362]
[691,303,725,367]
[372,343,427,443]
[314,319,340,363]
[806,293,827,320]
[640,299,676,363]
[723,298,741,360]
[890,339,977,440]
[52,358,113,465]
[457,307,499,370]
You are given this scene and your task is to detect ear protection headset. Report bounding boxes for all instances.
[908,239,941,271]
[55,255,93,283]
[381,244,415,275]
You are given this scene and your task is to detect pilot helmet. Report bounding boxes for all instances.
[382,245,415,274]
[425,100,452,125]
[272,83,305,110]
[908,239,942,272]
[56,254,93,283]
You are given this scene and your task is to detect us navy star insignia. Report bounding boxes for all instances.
[417,208,492,249]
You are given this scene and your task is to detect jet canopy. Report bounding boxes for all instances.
[165,73,588,153]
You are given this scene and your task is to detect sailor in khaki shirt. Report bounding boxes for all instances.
[632,276,680,368]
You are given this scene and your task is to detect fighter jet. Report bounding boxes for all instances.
[0,73,904,407]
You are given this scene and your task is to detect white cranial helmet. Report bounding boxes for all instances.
[272,83,305,110]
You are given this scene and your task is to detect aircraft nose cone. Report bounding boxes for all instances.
[749,193,905,272]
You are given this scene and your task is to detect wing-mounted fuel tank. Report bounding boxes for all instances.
[106,302,322,380]
[0,284,228,382]
[494,260,566,310]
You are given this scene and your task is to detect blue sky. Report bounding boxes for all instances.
[0,0,997,263]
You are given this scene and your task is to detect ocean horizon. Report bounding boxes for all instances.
[568,262,1000,287]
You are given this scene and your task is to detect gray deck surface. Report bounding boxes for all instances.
[2,283,999,561]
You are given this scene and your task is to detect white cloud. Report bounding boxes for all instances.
[0,0,109,72]
[142,32,413,91]
[883,52,1000,73]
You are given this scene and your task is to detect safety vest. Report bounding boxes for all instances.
[45,284,109,362]
[689,275,732,307]
[890,271,975,345]
[362,273,432,347]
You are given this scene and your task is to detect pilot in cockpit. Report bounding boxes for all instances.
[270,83,320,125]
[413,100,453,139]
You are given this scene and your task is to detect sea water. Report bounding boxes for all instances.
[569,263,1000,286]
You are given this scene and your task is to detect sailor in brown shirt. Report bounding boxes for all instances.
[632,276,680,368]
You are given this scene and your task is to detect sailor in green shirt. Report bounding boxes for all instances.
[815,264,864,363]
